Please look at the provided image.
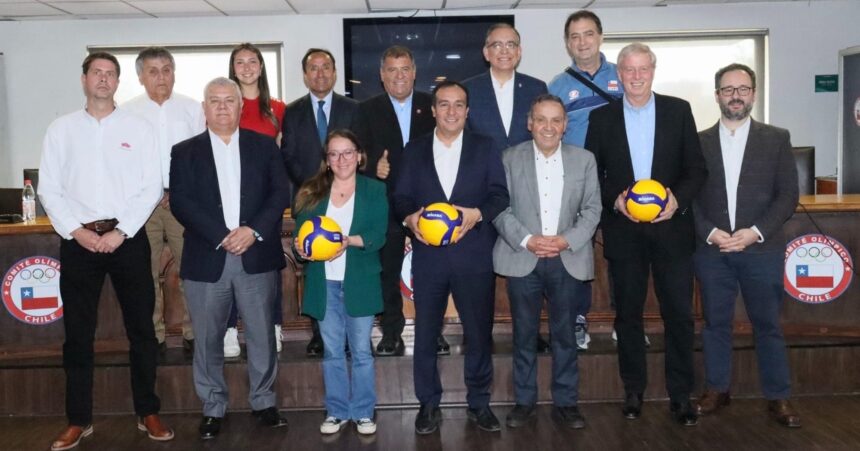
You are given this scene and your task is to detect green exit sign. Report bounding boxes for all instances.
[815,74,838,92]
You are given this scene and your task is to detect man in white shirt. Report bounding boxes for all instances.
[124,47,205,355]
[169,77,290,439]
[39,51,173,451]
[492,94,601,429]
[693,63,801,428]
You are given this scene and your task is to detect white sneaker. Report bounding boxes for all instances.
[355,418,377,435]
[274,325,283,353]
[611,327,651,347]
[320,416,347,434]
[223,327,240,358]
[575,315,590,351]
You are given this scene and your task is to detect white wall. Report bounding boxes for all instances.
[0,0,857,188]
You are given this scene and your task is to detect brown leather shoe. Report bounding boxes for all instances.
[695,390,731,415]
[51,424,93,451]
[768,399,802,428]
[137,414,175,441]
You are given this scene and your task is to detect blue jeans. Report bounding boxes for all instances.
[507,257,582,406]
[319,280,376,420]
[694,250,791,399]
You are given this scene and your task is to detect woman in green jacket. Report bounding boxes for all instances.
[293,129,387,435]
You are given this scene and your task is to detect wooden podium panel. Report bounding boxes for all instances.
[3,195,860,357]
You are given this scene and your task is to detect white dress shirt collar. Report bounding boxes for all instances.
[490,71,515,137]
[209,128,242,230]
[432,129,464,200]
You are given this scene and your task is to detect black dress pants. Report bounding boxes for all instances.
[60,232,160,425]
[378,224,406,337]
[609,230,695,402]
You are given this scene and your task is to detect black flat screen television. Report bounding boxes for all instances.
[343,15,514,101]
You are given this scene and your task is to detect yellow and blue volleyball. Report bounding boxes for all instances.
[418,202,463,246]
[625,179,668,222]
[297,216,343,261]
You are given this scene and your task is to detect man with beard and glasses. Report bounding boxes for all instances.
[692,63,801,428]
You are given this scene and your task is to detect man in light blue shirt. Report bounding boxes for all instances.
[355,46,437,357]
[585,42,706,427]
[623,94,656,181]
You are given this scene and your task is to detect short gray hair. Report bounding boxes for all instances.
[135,46,175,76]
[617,42,657,68]
[203,77,241,99]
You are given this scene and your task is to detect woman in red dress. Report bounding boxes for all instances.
[223,43,287,357]
[229,43,287,143]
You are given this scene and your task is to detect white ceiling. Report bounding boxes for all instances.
[0,0,829,21]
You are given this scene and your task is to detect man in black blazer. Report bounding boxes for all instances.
[585,43,706,426]
[170,77,290,439]
[355,45,438,356]
[393,81,509,434]
[693,64,800,427]
[281,48,359,356]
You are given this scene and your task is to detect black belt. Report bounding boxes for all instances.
[81,218,118,235]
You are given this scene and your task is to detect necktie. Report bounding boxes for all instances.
[317,100,327,146]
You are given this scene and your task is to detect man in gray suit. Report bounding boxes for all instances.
[692,63,800,428]
[493,94,601,429]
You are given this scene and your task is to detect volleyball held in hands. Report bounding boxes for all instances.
[297,216,344,260]
[625,179,668,222]
[418,203,463,246]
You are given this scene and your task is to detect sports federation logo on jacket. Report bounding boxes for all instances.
[2,256,63,325]
[784,234,853,304]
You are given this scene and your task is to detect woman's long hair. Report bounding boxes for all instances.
[229,43,278,131]
[294,129,367,214]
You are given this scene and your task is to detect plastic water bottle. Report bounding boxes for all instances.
[22,179,36,222]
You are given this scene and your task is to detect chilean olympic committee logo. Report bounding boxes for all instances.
[784,234,853,304]
[2,256,64,324]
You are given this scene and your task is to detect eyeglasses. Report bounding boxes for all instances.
[326,149,357,162]
[718,85,753,97]
[486,41,520,51]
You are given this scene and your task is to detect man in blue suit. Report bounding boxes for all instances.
[170,77,290,439]
[393,81,509,435]
[463,22,551,352]
[463,23,547,154]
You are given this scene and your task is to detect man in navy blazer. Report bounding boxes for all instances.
[462,23,548,154]
[463,22,554,352]
[693,64,800,427]
[393,81,509,435]
[282,48,359,199]
[355,45,438,357]
[585,43,706,426]
[281,48,359,356]
[170,77,290,439]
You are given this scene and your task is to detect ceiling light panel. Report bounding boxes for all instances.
[288,0,367,14]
